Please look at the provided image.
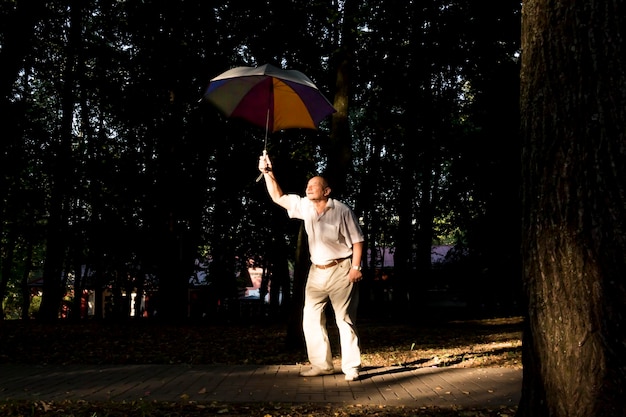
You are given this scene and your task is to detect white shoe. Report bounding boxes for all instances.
[344,370,359,381]
[299,367,334,377]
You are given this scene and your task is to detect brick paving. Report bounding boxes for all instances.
[0,364,521,407]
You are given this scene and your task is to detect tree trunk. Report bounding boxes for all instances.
[393,151,415,318]
[285,224,309,350]
[267,235,290,319]
[0,228,17,320]
[20,242,34,320]
[39,1,82,321]
[519,1,626,416]
[327,0,357,195]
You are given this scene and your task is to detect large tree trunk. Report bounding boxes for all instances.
[519,1,626,416]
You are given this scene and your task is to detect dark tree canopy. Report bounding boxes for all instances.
[0,0,521,324]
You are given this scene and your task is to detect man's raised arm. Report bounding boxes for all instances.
[258,152,291,210]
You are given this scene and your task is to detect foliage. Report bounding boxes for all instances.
[0,0,522,321]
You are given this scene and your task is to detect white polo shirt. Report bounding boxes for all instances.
[285,195,364,265]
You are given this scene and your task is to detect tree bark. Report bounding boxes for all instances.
[519,1,626,416]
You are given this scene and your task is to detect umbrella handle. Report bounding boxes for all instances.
[255,149,269,182]
[256,109,270,183]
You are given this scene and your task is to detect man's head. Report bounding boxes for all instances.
[305,176,331,201]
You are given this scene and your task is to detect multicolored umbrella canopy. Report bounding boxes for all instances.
[204,64,336,134]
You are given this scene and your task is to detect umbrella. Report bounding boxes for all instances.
[204,63,336,145]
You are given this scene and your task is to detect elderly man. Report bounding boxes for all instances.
[258,152,364,381]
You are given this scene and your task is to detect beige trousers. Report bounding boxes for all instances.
[303,258,361,375]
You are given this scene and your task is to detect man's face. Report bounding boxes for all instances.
[306,177,328,201]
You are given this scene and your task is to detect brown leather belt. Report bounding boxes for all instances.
[315,257,349,269]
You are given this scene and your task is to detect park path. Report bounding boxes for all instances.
[0,363,521,407]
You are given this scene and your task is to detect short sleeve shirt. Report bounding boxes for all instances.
[285,195,364,265]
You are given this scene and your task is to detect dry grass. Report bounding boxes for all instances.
[0,316,522,369]
[356,316,523,370]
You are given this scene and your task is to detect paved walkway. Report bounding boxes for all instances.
[0,364,521,407]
